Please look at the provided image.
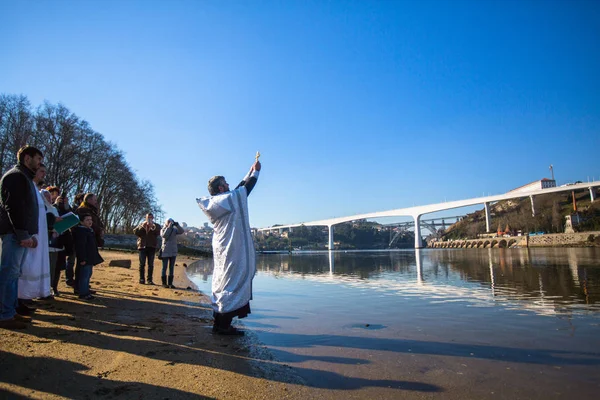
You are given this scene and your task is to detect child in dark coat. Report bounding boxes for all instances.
[72,214,104,300]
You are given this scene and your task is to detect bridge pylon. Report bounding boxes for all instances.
[413,215,424,249]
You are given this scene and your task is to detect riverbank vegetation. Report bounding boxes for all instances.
[0,93,162,233]
[255,221,415,251]
[443,189,600,240]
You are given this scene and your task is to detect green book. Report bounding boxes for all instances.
[54,212,80,234]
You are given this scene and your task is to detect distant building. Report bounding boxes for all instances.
[507,178,556,194]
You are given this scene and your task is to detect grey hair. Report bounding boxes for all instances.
[208,175,226,195]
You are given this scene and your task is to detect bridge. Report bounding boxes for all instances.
[382,216,462,247]
[257,181,600,249]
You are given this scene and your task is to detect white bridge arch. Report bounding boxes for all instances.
[257,181,600,249]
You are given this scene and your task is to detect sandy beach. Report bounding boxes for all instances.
[0,250,308,400]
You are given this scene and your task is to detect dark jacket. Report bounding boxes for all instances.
[72,225,104,266]
[133,222,161,249]
[0,163,39,240]
[76,202,105,247]
[54,199,74,254]
[46,207,60,249]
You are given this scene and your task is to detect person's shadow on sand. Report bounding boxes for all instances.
[0,350,215,399]
[17,292,444,394]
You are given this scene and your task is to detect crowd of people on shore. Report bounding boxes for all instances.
[0,146,106,329]
[0,145,183,330]
[1,144,262,337]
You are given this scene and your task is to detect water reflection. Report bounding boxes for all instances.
[415,249,424,285]
[187,248,600,318]
[433,249,598,305]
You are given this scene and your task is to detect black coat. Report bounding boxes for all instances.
[54,200,74,254]
[0,163,39,240]
[76,203,105,247]
[72,225,104,266]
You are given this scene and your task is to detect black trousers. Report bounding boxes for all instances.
[139,247,156,281]
[53,251,67,290]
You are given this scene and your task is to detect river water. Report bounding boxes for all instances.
[186,248,600,399]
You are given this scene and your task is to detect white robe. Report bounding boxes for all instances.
[18,190,51,299]
[197,187,256,313]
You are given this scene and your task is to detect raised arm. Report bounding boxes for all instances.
[235,160,261,196]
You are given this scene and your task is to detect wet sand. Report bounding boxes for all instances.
[0,250,309,399]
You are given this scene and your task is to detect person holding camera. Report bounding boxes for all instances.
[133,213,161,285]
[159,218,184,288]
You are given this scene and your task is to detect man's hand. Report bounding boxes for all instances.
[20,237,38,248]
[80,261,86,266]
[252,160,261,172]
[20,238,34,248]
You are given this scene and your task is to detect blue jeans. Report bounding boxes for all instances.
[0,234,28,320]
[161,256,176,277]
[77,264,93,297]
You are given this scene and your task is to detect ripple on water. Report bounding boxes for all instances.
[344,323,387,330]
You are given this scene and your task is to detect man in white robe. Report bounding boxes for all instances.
[18,165,52,301]
[197,160,261,335]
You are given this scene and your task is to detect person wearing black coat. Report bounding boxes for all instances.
[0,161,40,240]
[0,146,43,329]
[72,214,103,300]
[53,195,75,290]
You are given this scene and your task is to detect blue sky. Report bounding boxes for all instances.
[1,0,599,228]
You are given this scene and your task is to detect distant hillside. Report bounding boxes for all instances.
[255,221,415,251]
[442,188,600,240]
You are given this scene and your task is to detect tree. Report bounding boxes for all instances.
[552,201,563,233]
[0,94,34,173]
[0,93,163,233]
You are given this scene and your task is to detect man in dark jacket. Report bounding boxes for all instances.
[0,145,43,329]
[133,213,161,285]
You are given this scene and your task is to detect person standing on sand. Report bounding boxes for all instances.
[197,158,261,336]
[0,146,43,329]
[74,193,104,294]
[54,194,74,290]
[18,165,53,303]
[72,214,103,300]
[75,193,104,248]
[41,189,63,297]
[134,213,161,285]
[159,218,184,288]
